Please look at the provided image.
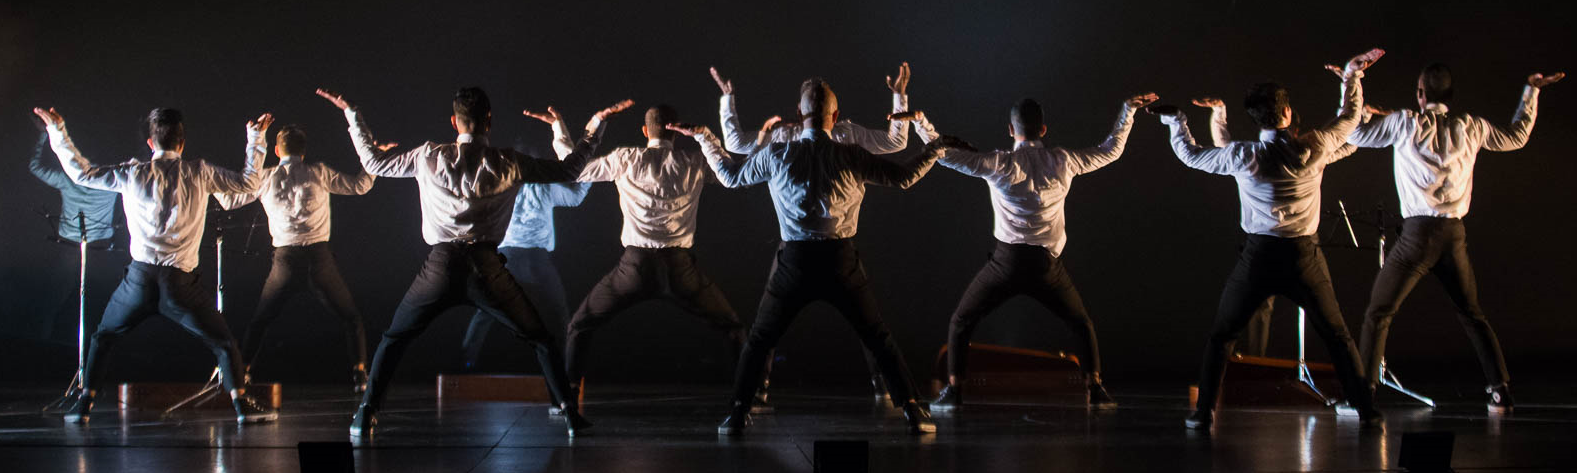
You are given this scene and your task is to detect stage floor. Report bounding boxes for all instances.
[0,382,1573,472]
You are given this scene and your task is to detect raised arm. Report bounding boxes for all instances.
[1064,93,1153,175]
[212,187,261,211]
[34,108,131,192]
[517,103,622,184]
[28,131,76,190]
[204,113,272,195]
[837,63,913,154]
[317,88,412,178]
[1308,48,1384,154]
[1191,97,1232,147]
[1479,73,1558,152]
[320,163,377,195]
[669,122,770,188]
[546,181,592,207]
[1150,106,1251,176]
[711,67,764,155]
[855,139,944,189]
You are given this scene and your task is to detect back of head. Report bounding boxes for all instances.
[798,78,838,127]
[276,124,307,157]
[453,87,493,133]
[1419,63,1454,105]
[1010,98,1044,138]
[145,108,185,151]
[1243,82,1291,129]
[645,104,679,141]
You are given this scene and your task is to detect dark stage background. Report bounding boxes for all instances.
[1,0,1571,391]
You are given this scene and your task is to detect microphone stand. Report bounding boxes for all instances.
[42,212,90,412]
[1291,202,1363,406]
[163,213,249,416]
[1370,204,1435,407]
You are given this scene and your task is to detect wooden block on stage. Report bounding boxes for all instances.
[436,374,563,403]
[930,344,1085,400]
[1186,354,1344,409]
[117,382,282,410]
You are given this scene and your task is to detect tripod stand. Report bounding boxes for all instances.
[42,213,93,413]
[162,210,267,417]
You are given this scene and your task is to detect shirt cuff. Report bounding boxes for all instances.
[1523,85,1540,101]
[1160,113,1186,126]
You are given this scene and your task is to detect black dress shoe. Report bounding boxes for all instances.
[234,394,279,424]
[902,401,936,434]
[562,405,593,437]
[62,394,94,424]
[349,404,377,437]
[1184,410,1213,430]
[1088,383,1118,410]
[1487,384,1514,414]
[929,385,963,412]
[750,385,775,415]
[870,375,891,403]
[717,403,752,436]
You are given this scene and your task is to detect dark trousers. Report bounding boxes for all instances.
[359,242,575,411]
[461,247,570,366]
[1194,235,1373,411]
[729,239,920,407]
[241,242,367,370]
[1360,217,1508,387]
[82,262,246,393]
[565,247,745,383]
[945,241,1103,384]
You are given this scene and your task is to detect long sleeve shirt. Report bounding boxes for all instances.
[500,117,596,251]
[212,156,376,247]
[28,132,119,242]
[578,130,731,248]
[1206,105,1360,161]
[933,103,1137,256]
[1162,72,1365,238]
[1346,86,1539,219]
[718,93,910,155]
[45,123,267,272]
[708,128,940,241]
[345,108,598,245]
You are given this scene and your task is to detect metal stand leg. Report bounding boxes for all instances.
[164,232,232,417]
[43,213,90,413]
[1295,307,1335,406]
[162,367,226,417]
[1378,360,1435,407]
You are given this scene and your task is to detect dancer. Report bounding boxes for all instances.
[33,106,278,425]
[1347,65,1561,414]
[1148,48,1387,429]
[320,87,604,437]
[27,116,120,340]
[903,92,1158,412]
[705,77,958,435]
[212,123,380,393]
[562,104,758,407]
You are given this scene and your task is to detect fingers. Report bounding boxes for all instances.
[887,111,922,121]
[604,99,635,115]
[375,142,399,152]
[521,109,555,124]
[759,115,783,133]
[32,107,62,126]
[1129,92,1160,107]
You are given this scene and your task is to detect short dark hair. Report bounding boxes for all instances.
[276,124,307,156]
[453,87,492,131]
[1243,82,1292,129]
[145,108,184,150]
[1419,63,1454,104]
[645,104,678,141]
[798,78,837,122]
[1010,98,1044,138]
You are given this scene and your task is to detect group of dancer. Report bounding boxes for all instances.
[26,46,1560,437]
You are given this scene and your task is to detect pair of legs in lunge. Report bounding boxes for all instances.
[67,262,276,424]
[352,242,589,437]
[242,242,369,392]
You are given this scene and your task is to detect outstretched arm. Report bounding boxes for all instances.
[689,119,776,188]
[1480,72,1559,152]
[712,67,762,155]
[856,137,950,189]
[1064,93,1154,175]
[1308,48,1384,155]
[1192,97,1232,147]
[321,163,377,195]
[839,62,913,154]
[668,123,733,185]
[204,113,273,195]
[33,108,130,192]
[28,130,76,190]
[317,88,411,178]
[1149,106,1251,176]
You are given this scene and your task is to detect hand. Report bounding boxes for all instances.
[30,112,47,131]
[886,62,911,95]
[375,142,400,152]
[1364,104,1393,116]
[593,99,635,121]
[1528,72,1565,88]
[1325,47,1385,76]
[665,123,705,137]
[32,107,64,128]
[1191,97,1224,108]
[710,67,734,95]
[1145,104,1181,117]
[887,111,925,122]
[928,135,977,152]
[758,115,787,135]
[247,113,275,133]
[522,107,563,125]
[315,88,353,110]
[1127,92,1160,108]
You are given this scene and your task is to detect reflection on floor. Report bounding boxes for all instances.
[0,383,1572,472]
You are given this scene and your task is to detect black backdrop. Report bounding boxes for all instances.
[1,0,1571,390]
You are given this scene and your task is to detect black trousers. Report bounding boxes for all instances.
[241,242,367,370]
[1360,217,1508,387]
[461,247,570,365]
[1194,235,1373,411]
[82,262,246,393]
[359,242,575,411]
[729,239,920,407]
[565,247,744,383]
[945,241,1103,383]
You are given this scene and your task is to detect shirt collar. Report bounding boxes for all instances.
[647,138,673,149]
[798,128,831,141]
[1258,129,1285,142]
[151,150,181,161]
[457,133,489,145]
[1013,139,1044,151]
[278,155,300,166]
[1422,103,1449,114]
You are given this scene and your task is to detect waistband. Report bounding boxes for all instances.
[780,238,857,252]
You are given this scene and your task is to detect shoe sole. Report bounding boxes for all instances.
[929,403,959,412]
[1089,402,1118,411]
[63,414,89,424]
[909,423,937,434]
[1184,419,1211,430]
[750,406,775,415]
[1487,404,1513,414]
[717,426,745,436]
[238,413,279,424]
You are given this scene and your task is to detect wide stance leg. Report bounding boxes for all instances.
[80,266,160,395]
[1358,226,1434,388]
[159,269,247,393]
[360,249,461,412]
[564,250,653,384]
[1282,245,1373,411]
[241,250,299,367]
[466,249,578,411]
[1194,244,1277,412]
[1433,230,1509,386]
[1026,257,1102,380]
[824,256,919,406]
[729,253,812,406]
[944,255,1019,385]
[306,246,370,371]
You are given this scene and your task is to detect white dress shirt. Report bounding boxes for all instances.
[213,156,376,247]
[45,124,266,271]
[708,128,939,241]
[1206,105,1360,159]
[344,108,598,245]
[1161,72,1365,238]
[29,133,119,242]
[1347,86,1540,219]
[578,130,731,248]
[932,104,1137,256]
[718,93,911,155]
[499,117,599,251]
